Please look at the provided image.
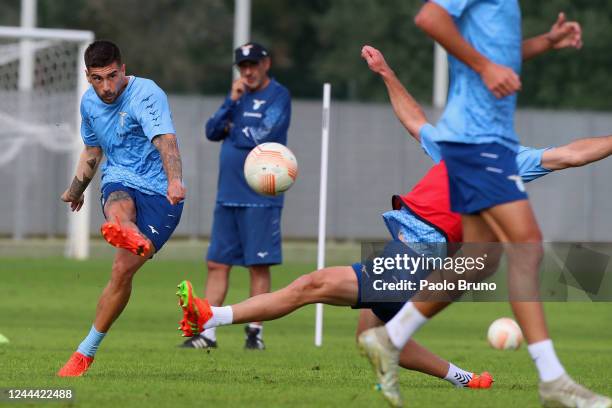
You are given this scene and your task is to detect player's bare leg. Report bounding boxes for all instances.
[95,193,155,332]
[204,261,232,306]
[233,266,358,322]
[248,265,271,305]
[177,266,358,339]
[94,249,149,332]
[58,193,154,377]
[357,216,501,406]
[244,264,272,349]
[477,200,610,407]
[480,201,548,342]
[101,191,153,257]
[356,309,492,389]
[177,266,492,388]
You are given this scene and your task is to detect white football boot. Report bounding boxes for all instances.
[539,374,612,408]
[358,326,403,408]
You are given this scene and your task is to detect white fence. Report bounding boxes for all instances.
[1,95,611,241]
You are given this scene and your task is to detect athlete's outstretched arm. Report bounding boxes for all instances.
[61,145,103,211]
[523,12,582,61]
[542,135,612,170]
[414,2,520,98]
[152,133,186,205]
[361,45,427,141]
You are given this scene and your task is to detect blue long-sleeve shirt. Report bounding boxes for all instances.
[205,79,291,206]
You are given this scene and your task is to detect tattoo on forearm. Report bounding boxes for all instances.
[153,135,183,181]
[68,175,91,199]
[66,148,101,200]
[86,158,97,170]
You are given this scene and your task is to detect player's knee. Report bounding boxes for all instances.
[506,241,544,274]
[207,260,224,269]
[512,225,543,243]
[249,265,270,279]
[110,261,138,287]
[207,261,230,276]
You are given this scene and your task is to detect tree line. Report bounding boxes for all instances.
[2,0,611,109]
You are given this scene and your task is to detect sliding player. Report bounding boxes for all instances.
[359,4,610,408]
[173,46,612,395]
[57,40,185,377]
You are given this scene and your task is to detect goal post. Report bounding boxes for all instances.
[0,26,94,259]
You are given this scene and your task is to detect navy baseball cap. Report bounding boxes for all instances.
[234,42,269,64]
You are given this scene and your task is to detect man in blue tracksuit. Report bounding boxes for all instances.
[181,42,291,350]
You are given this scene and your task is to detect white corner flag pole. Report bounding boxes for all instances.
[315,83,331,347]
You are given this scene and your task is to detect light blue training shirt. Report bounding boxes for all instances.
[430,0,522,151]
[80,76,176,196]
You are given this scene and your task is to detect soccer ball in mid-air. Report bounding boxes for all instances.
[487,317,523,350]
[244,142,298,196]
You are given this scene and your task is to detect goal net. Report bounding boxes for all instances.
[0,27,94,259]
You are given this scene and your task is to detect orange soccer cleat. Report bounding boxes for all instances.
[176,280,213,337]
[101,219,150,257]
[57,351,94,377]
[467,371,494,389]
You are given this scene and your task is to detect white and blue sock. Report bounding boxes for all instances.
[444,363,473,387]
[76,325,106,357]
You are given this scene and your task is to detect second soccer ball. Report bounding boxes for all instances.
[487,317,523,350]
[244,143,298,196]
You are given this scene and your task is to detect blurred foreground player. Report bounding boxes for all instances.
[186,42,291,350]
[359,4,610,408]
[57,40,185,377]
[173,46,612,394]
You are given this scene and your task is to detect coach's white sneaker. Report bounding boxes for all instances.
[539,374,612,408]
[358,327,402,408]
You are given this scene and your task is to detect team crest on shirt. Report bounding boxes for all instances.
[252,99,266,110]
[118,111,127,127]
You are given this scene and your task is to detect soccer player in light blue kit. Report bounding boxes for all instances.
[182,42,290,350]
[57,40,186,376]
[359,4,611,408]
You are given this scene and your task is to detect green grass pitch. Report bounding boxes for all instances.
[0,258,610,407]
